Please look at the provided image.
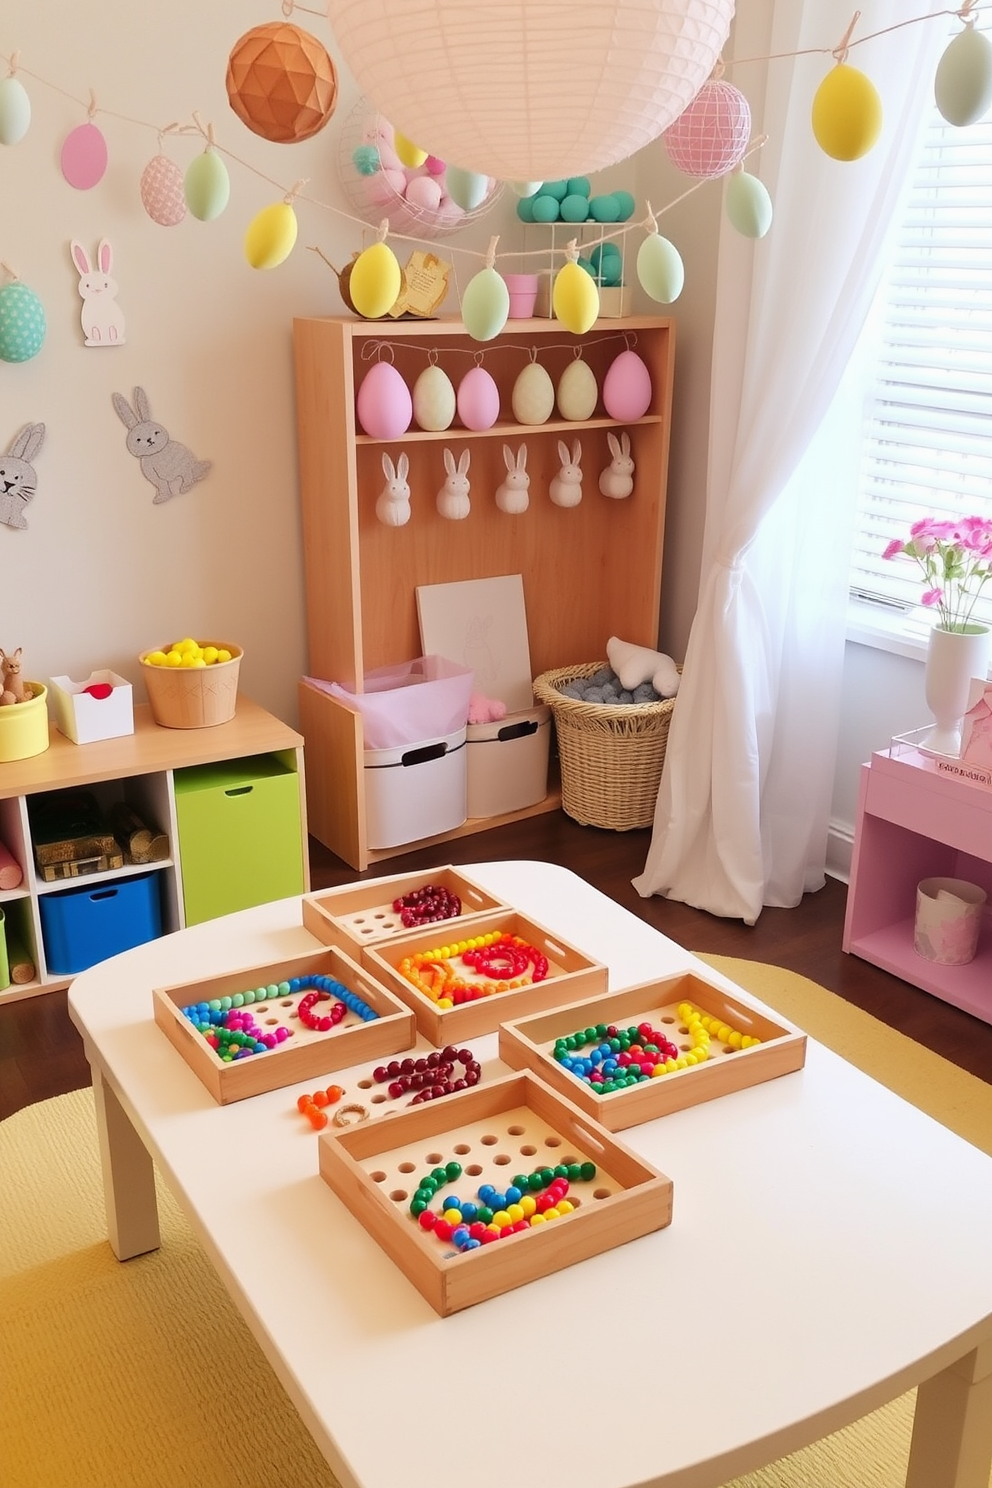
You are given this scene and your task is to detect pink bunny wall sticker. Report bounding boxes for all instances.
[70,238,126,347]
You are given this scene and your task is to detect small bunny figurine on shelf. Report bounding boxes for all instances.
[437,448,471,520]
[599,431,635,500]
[0,647,34,706]
[549,438,583,508]
[376,451,411,527]
[495,443,530,514]
[70,238,126,347]
[0,423,45,531]
[111,386,211,503]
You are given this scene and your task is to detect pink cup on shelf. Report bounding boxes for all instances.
[501,273,539,318]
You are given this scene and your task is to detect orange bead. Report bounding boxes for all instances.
[325,1085,343,1103]
[297,1093,312,1114]
[311,1089,330,1107]
[307,1108,329,1129]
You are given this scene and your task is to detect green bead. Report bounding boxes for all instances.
[584,1027,597,1043]
[512,1175,529,1192]
[278,981,291,996]
[554,1164,569,1178]
[410,1197,427,1216]
[209,999,222,1012]
[579,1161,596,1181]
[540,1167,556,1186]
[528,1172,544,1192]
[431,1168,448,1185]
[417,1182,436,1199]
[565,1035,577,1051]
[445,1161,462,1181]
[644,1044,659,1055]
[476,1206,494,1224]
[567,1163,583,1180]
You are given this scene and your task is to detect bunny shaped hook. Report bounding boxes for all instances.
[550,439,583,508]
[495,443,530,514]
[599,431,634,500]
[377,451,411,526]
[437,448,471,520]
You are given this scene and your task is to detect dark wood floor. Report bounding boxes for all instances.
[3,811,991,1121]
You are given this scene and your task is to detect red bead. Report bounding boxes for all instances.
[434,1219,454,1241]
[418,1209,437,1230]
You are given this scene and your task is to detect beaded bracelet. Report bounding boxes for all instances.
[408,1160,597,1252]
[180,973,379,1061]
[397,931,550,1008]
[393,884,462,927]
[372,1044,480,1103]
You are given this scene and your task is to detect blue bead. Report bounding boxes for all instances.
[452,1227,470,1247]
[209,1009,222,1025]
[504,1186,522,1205]
[603,1059,617,1075]
[288,977,301,993]
[460,1202,478,1223]
[463,1237,482,1250]
[478,1184,496,1204]
[446,1197,462,1212]
[253,1041,267,1053]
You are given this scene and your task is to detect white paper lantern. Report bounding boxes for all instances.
[325,0,736,181]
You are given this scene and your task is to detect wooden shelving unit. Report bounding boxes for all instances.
[292,313,675,871]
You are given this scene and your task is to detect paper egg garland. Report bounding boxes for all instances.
[457,366,500,431]
[244,201,298,269]
[461,267,510,342]
[0,281,46,363]
[811,63,882,161]
[935,25,992,128]
[141,154,187,226]
[725,172,773,239]
[512,361,555,426]
[356,362,413,439]
[413,364,456,431]
[350,242,402,319]
[226,22,338,144]
[603,350,652,421]
[556,358,599,421]
[185,150,231,221]
[61,122,108,189]
[0,75,31,145]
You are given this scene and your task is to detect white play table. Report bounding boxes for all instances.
[67,861,992,1488]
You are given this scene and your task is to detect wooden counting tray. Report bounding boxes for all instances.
[498,972,807,1131]
[361,908,608,1044]
[301,866,507,952]
[318,1070,672,1316]
[153,945,417,1105]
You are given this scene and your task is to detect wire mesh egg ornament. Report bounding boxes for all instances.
[663,79,751,178]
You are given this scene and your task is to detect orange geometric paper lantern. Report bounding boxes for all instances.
[226,22,338,144]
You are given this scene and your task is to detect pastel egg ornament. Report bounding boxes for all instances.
[413,362,456,432]
[461,266,510,342]
[60,121,108,189]
[350,241,402,319]
[0,74,31,145]
[603,349,652,421]
[935,24,992,127]
[0,280,46,363]
[184,149,231,221]
[457,365,500,431]
[140,153,187,226]
[556,355,599,422]
[663,79,751,178]
[552,260,600,335]
[394,131,427,167]
[725,170,773,239]
[512,359,556,425]
[637,230,685,304]
[811,63,883,161]
[356,360,413,439]
[445,165,491,213]
[244,200,298,269]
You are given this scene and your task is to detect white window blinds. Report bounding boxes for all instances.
[848,102,992,632]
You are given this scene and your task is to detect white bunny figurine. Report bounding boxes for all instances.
[437,448,471,520]
[111,386,211,503]
[599,431,635,500]
[494,443,530,515]
[376,451,411,527]
[70,238,126,347]
[549,438,583,508]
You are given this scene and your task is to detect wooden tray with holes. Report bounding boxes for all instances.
[498,972,807,1131]
[360,909,608,1045]
[317,1070,672,1316]
[301,866,507,952]
[153,945,416,1105]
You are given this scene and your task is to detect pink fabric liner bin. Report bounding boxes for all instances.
[304,656,473,751]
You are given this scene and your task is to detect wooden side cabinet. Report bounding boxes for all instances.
[0,698,309,1003]
[842,746,992,1023]
[292,313,675,870]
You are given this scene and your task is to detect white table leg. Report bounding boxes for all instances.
[907,1340,992,1488]
[91,1064,161,1260]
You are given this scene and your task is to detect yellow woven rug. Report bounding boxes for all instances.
[2,959,991,1488]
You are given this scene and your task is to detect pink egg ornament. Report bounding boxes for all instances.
[602,350,653,421]
[61,121,109,189]
[356,361,413,439]
[457,365,500,430]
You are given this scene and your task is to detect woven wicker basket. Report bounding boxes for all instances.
[533,662,678,831]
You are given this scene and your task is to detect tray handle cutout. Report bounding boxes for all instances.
[497,720,538,742]
[224,786,254,798]
[401,742,447,767]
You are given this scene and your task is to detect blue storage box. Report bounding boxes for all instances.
[40,872,163,975]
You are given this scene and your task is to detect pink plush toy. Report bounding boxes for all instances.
[468,691,507,724]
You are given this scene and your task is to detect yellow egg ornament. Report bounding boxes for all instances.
[552,258,599,335]
[350,240,402,319]
[245,200,298,269]
[811,62,882,161]
[394,131,427,168]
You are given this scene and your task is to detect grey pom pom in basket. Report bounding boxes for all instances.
[532,661,680,832]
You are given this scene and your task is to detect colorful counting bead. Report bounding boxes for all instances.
[396,933,550,1008]
[393,884,462,927]
[409,1160,597,1250]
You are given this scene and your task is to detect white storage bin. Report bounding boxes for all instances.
[48,671,134,744]
[467,705,551,818]
[364,727,467,850]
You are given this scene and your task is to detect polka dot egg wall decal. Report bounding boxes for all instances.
[61,122,108,189]
[602,349,652,421]
[413,363,456,431]
[0,281,46,363]
[356,361,413,439]
[0,75,31,145]
[140,154,187,226]
[457,365,500,431]
[512,360,555,426]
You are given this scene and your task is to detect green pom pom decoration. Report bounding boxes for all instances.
[612,190,636,221]
[566,176,591,198]
[531,194,561,223]
[560,192,590,223]
[352,144,381,177]
[541,179,568,200]
[516,193,536,222]
[589,193,622,223]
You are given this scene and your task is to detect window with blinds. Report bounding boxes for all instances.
[848,102,992,633]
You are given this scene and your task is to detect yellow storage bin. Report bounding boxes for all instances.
[0,684,49,763]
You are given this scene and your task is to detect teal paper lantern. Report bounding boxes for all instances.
[0,281,46,362]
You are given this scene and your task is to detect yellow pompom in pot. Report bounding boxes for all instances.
[140,640,242,728]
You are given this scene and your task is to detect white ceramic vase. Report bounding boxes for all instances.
[924,623,991,755]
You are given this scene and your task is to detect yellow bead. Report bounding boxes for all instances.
[506,1203,524,1223]
[556,1199,574,1214]
[675,1056,688,1069]
[695,1047,709,1063]
[492,1210,510,1228]
[544,1207,561,1221]
[728,1030,743,1049]
[665,1057,678,1071]
[519,1194,537,1217]
[650,1064,665,1078]
[443,1208,462,1225]
[683,1051,698,1065]
[529,1212,547,1226]
[437,997,453,1009]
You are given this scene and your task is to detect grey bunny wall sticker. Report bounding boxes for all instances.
[111,386,211,503]
[0,423,45,530]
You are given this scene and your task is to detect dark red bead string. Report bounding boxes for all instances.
[393,884,462,927]
[297,992,347,1032]
[372,1044,480,1103]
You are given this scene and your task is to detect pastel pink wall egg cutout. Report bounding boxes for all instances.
[457,366,500,430]
[602,350,653,420]
[356,362,413,438]
[61,122,109,189]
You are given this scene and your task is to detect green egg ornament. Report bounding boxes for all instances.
[0,281,46,362]
[556,357,599,421]
[350,241,402,318]
[245,202,298,269]
[553,261,600,335]
[636,232,685,304]
[531,194,560,223]
[0,75,31,145]
[589,193,621,223]
[725,172,773,239]
[511,181,542,198]
[560,193,590,223]
[462,266,510,342]
[184,150,231,221]
[935,25,992,127]
[445,165,489,212]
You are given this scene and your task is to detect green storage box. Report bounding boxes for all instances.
[174,754,305,927]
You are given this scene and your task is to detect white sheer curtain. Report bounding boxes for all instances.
[634,0,945,924]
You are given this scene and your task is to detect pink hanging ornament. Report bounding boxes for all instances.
[140,152,187,227]
[663,78,751,179]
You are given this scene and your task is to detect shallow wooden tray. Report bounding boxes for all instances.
[153,945,416,1105]
[301,865,507,952]
[318,1070,672,1316]
[361,908,607,1044]
[498,972,807,1130]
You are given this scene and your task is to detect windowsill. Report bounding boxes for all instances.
[846,601,929,663]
